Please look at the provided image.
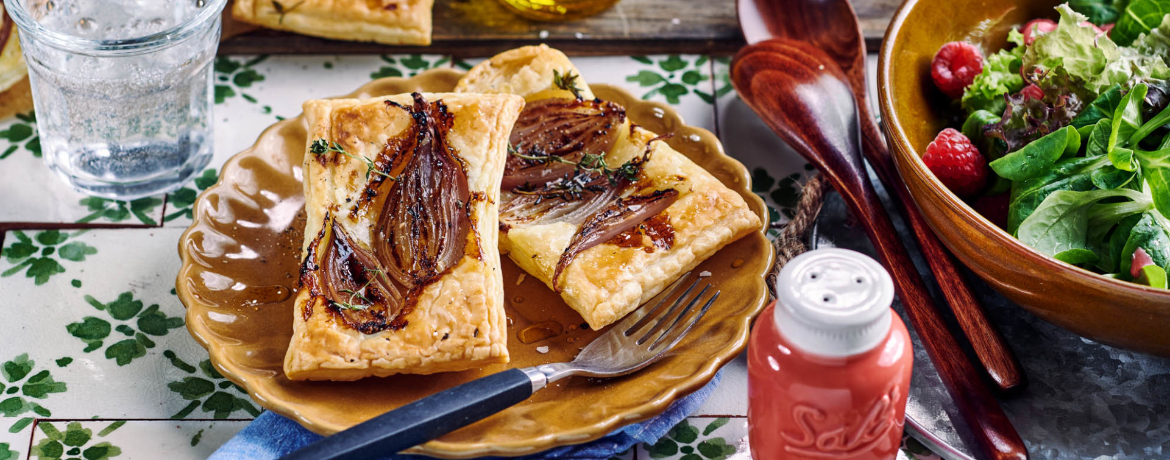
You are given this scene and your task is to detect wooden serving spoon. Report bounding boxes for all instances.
[739,0,1025,393]
[731,40,1028,460]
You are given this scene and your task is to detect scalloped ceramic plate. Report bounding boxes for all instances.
[175,68,772,458]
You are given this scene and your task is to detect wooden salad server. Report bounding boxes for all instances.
[738,0,1025,393]
[730,38,1029,460]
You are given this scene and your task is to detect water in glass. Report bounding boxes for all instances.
[8,0,225,200]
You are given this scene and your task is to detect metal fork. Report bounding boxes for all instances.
[282,274,720,460]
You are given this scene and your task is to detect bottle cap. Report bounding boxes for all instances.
[773,248,895,357]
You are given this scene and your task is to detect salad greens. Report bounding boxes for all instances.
[1068,0,1124,25]
[1113,0,1170,45]
[956,3,1170,288]
[961,30,1026,115]
[1023,5,1122,94]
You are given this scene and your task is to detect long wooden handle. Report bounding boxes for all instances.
[854,102,1026,392]
[847,177,1028,460]
[731,40,1028,460]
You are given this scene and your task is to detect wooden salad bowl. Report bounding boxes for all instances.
[878,0,1170,356]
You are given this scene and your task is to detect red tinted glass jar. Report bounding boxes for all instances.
[748,248,912,460]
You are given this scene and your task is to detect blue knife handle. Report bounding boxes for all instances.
[281,368,537,460]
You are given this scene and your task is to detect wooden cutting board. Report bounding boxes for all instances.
[219,0,902,56]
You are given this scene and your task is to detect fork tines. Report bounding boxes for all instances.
[623,274,721,353]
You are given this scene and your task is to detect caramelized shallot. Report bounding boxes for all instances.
[374,94,472,286]
[552,189,680,290]
[300,93,474,334]
[319,220,404,334]
[502,98,626,190]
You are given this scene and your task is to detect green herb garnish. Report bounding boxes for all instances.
[509,144,641,186]
[334,269,388,311]
[310,139,395,182]
[553,70,584,100]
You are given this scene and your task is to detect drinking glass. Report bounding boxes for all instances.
[4,0,228,200]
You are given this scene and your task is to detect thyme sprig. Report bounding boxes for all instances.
[310,139,395,182]
[509,144,641,186]
[553,70,584,100]
[271,0,306,24]
[334,269,388,311]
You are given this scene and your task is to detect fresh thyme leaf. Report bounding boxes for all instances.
[309,138,395,182]
[553,70,584,100]
[508,145,643,187]
[616,159,641,182]
[271,0,305,24]
[333,269,386,311]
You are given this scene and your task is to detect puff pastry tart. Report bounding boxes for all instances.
[287,91,523,381]
[456,45,762,330]
[233,0,433,46]
[0,7,25,94]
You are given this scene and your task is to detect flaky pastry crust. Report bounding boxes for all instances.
[286,92,523,381]
[233,0,433,46]
[457,45,761,329]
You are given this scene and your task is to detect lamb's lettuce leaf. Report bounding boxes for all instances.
[1086,118,1116,156]
[1107,83,1150,166]
[1113,0,1170,46]
[1119,211,1170,277]
[1069,0,1124,25]
[1134,146,1170,217]
[1072,84,1124,127]
[1007,155,1111,233]
[1017,188,1148,257]
[990,126,1081,180]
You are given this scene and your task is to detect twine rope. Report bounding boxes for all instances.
[767,174,828,294]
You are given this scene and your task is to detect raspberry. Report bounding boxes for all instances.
[923,128,988,197]
[931,42,984,99]
[972,193,1010,229]
[1021,19,1057,45]
[1020,84,1045,101]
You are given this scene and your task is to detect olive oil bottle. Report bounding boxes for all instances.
[497,0,621,21]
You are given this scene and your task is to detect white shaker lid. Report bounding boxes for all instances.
[773,248,895,357]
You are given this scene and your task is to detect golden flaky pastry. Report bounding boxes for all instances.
[0,8,26,94]
[233,0,433,46]
[0,7,32,120]
[456,45,761,330]
[286,91,523,381]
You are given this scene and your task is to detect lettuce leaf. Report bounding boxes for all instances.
[1132,13,1170,60]
[961,43,1026,115]
[1069,0,1123,25]
[1096,45,1170,90]
[1113,0,1170,46]
[985,68,1090,152]
[1024,5,1121,94]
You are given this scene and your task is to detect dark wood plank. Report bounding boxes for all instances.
[218,0,898,56]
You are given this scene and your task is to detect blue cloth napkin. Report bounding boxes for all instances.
[211,370,722,460]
